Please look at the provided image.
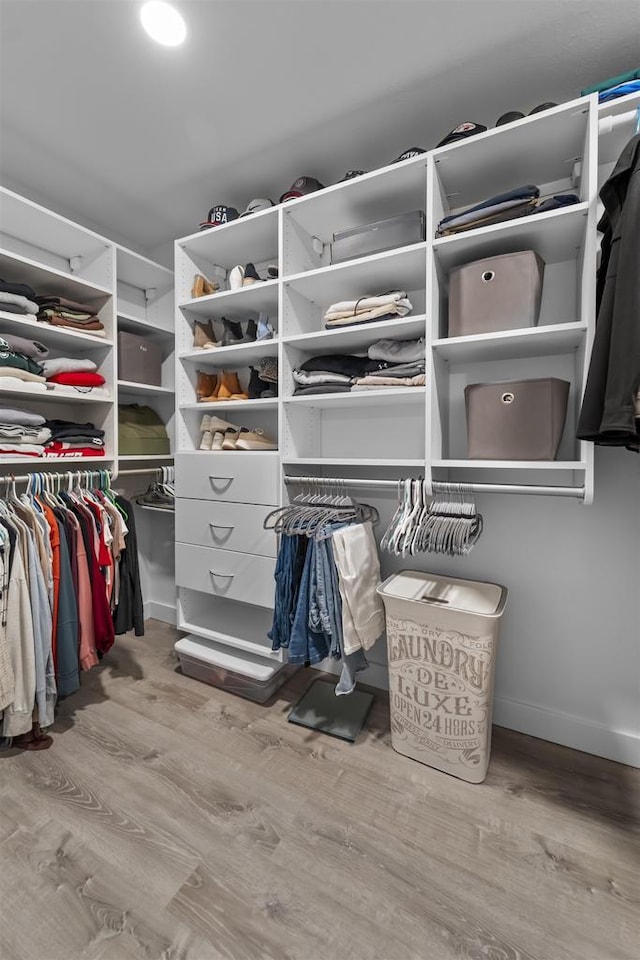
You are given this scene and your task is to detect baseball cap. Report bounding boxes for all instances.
[391,147,426,163]
[528,102,558,115]
[199,205,239,229]
[279,176,325,203]
[496,111,525,126]
[436,122,487,148]
[337,170,368,183]
[240,198,275,218]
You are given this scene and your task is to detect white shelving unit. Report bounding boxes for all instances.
[173,93,603,666]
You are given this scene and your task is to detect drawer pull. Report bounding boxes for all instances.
[209,476,233,484]
[209,523,235,531]
[209,570,235,580]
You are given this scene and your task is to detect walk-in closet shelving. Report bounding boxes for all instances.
[173,93,600,667]
[115,244,175,469]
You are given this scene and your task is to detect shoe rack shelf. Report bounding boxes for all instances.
[173,94,602,662]
[0,187,175,475]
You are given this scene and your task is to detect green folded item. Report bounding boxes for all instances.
[118,404,170,456]
[581,68,640,96]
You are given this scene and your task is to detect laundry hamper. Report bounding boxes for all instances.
[377,571,507,783]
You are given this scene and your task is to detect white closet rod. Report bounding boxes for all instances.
[0,466,163,487]
[283,475,585,499]
[599,108,640,135]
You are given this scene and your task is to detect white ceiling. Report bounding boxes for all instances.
[1,0,639,264]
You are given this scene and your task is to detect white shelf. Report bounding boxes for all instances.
[284,387,425,408]
[432,460,587,470]
[117,380,174,396]
[284,242,427,302]
[283,457,425,467]
[0,248,112,301]
[179,279,279,319]
[433,98,590,207]
[433,322,587,363]
[116,246,173,291]
[178,205,279,266]
[0,384,111,403]
[117,311,173,341]
[181,398,278,412]
[118,453,174,461]
[179,338,278,365]
[282,158,428,238]
[284,315,426,354]
[0,312,113,349]
[432,204,589,270]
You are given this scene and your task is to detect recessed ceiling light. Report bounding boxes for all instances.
[140,1,186,46]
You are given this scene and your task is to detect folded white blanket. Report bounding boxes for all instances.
[325,302,412,327]
[0,310,38,324]
[40,357,98,377]
[325,290,408,314]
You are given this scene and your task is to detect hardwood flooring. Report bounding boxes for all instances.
[0,620,638,960]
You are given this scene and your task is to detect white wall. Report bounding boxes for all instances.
[355,447,640,766]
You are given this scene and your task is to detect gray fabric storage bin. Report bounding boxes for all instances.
[465,377,570,460]
[118,331,163,386]
[448,250,545,337]
[331,210,425,264]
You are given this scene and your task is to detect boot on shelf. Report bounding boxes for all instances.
[256,312,274,341]
[221,317,244,346]
[196,370,219,401]
[247,366,264,399]
[215,370,248,401]
[193,319,219,349]
[191,273,218,298]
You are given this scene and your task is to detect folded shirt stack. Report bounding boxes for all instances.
[292,341,426,395]
[323,290,413,329]
[40,356,107,397]
[44,418,106,458]
[0,406,52,458]
[35,295,106,336]
[582,68,640,103]
[352,336,426,391]
[0,278,40,323]
[435,185,580,237]
[0,333,48,391]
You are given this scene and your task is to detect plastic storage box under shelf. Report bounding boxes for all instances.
[175,634,295,703]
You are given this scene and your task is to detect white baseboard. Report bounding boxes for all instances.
[315,660,639,768]
[144,600,177,625]
[492,696,640,768]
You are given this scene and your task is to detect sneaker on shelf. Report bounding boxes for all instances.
[256,312,274,341]
[242,262,262,285]
[235,428,277,451]
[221,427,240,450]
[207,416,242,434]
[199,430,214,451]
[228,265,245,290]
[200,414,212,432]
[211,431,225,451]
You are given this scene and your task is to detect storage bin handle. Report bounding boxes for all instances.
[419,594,450,605]
[208,475,233,487]
[209,570,235,580]
[209,522,235,531]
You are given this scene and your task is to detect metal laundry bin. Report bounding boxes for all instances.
[377,571,507,783]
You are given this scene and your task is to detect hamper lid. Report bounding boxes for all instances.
[175,635,283,681]
[377,570,506,616]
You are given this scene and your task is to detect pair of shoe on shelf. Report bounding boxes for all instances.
[199,415,277,451]
[228,263,278,290]
[197,370,247,402]
[193,313,274,349]
[191,273,220,298]
[196,367,277,402]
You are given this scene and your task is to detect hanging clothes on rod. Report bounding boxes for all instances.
[0,469,144,751]
[381,481,483,556]
[264,484,384,695]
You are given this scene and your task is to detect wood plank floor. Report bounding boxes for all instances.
[0,620,638,960]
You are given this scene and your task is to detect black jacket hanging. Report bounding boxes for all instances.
[577,133,640,449]
[112,495,145,637]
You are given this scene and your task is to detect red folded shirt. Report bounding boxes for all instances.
[47,372,106,386]
[44,443,105,458]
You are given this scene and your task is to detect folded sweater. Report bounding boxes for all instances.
[0,291,39,313]
[40,357,97,377]
[0,334,49,359]
[47,372,105,387]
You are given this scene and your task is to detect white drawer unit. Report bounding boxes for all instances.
[175,452,280,505]
[175,542,276,609]
[175,498,278,557]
